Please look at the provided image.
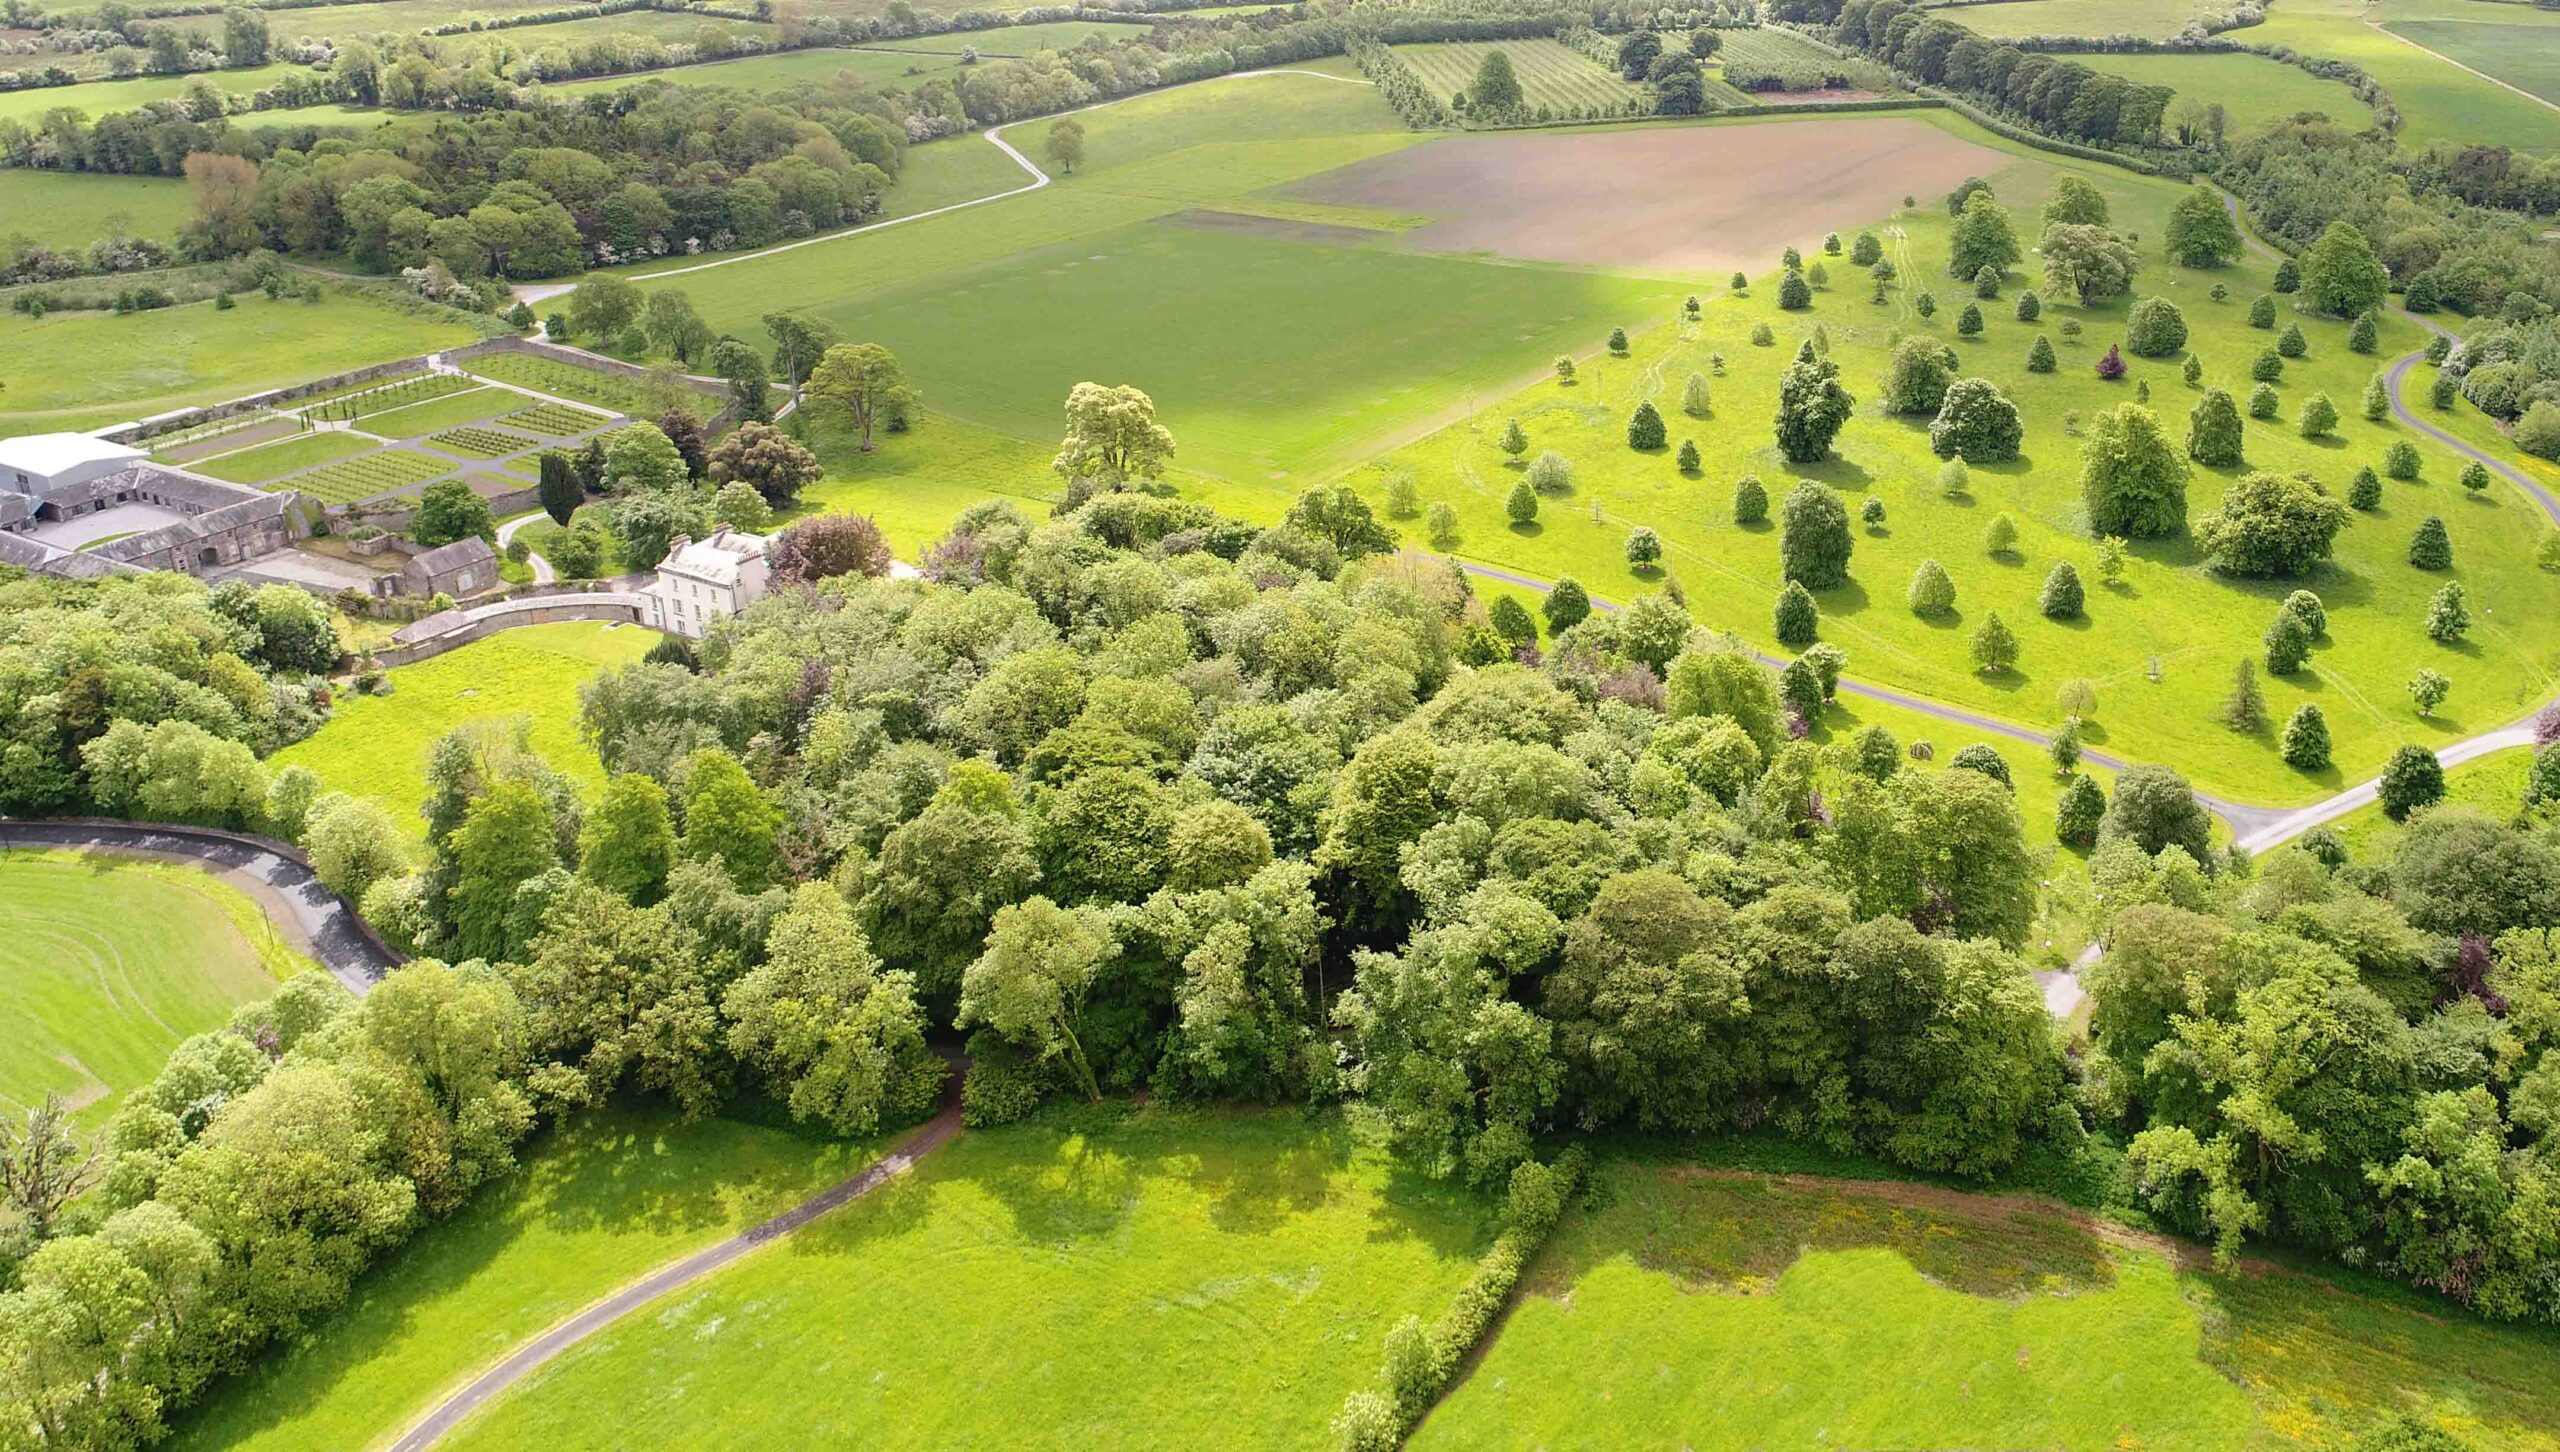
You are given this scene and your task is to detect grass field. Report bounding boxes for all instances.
[0,169,192,249]
[1353,120,2560,805]
[192,429,373,484]
[874,18,1156,53]
[434,1105,1493,1451]
[2386,18,2560,106]
[2325,743,2536,859]
[282,448,454,504]
[2076,50,2375,134]
[270,622,656,836]
[0,61,321,124]
[464,353,703,419]
[2253,0,2560,152]
[353,385,514,438]
[1934,0,2276,39]
[164,1108,876,1452]
[0,292,480,439]
[0,850,309,1126]
[541,44,968,97]
[1393,38,1644,113]
[493,400,614,437]
[1418,1159,2560,1450]
[307,371,477,422]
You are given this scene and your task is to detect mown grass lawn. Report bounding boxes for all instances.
[540,45,968,99]
[1419,1160,2560,1450]
[1909,0,2236,39]
[270,622,655,837]
[0,851,310,1125]
[0,169,193,249]
[2075,50,2374,136]
[1355,126,2560,805]
[2325,741,2536,861]
[2387,19,2560,107]
[0,292,479,439]
[163,1107,876,1452]
[191,429,374,484]
[437,1105,1494,1451]
[352,385,517,439]
[2253,0,2560,152]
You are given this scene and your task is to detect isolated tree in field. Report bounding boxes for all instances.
[2348,467,2383,510]
[2015,289,2041,322]
[2277,703,2331,771]
[2349,309,2379,354]
[2379,744,2446,819]
[1628,400,1667,450]
[1930,378,2023,463]
[2183,355,2203,387]
[1616,28,1661,79]
[2460,459,2492,494]
[2095,343,2127,381]
[537,451,581,526]
[1733,474,1768,525]
[1608,327,1630,355]
[2301,220,2389,317]
[1774,354,1855,462]
[2247,295,2277,333]
[1554,355,1577,384]
[2425,581,2470,642]
[2093,536,2127,588]
[1625,526,1663,570]
[643,290,714,364]
[2056,773,2106,846]
[1654,62,1706,115]
[1677,439,1701,473]
[2197,470,2349,577]
[2219,657,2267,731]
[1779,269,1813,309]
[1956,303,1984,336]
[2040,561,2084,619]
[411,478,493,548]
[2040,223,2139,304]
[1916,290,1937,319]
[2164,185,2242,267]
[2249,381,2281,418]
[1506,479,1538,526]
[2282,588,2326,637]
[1882,335,1955,414]
[1780,482,1853,589]
[809,343,917,453]
[2187,388,2243,467]
[1908,558,1956,616]
[2406,667,2448,724]
[2081,403,2189,539]
[2042,173,2109,228]
[1970,611,2018,675]
[707,421,822,507]
[1948,192,2020,282]
[2273,256,2301,293]
[2278,322,2308,359]
[1984,511,2019,555]
[1544,576,1591,634]
[1044,117,1086,173]
[1682,372,1711,416]
[1852,232,1882,265]
[1498,417,1529,459]
[2409,515,2453,569]
[1973,266,2001,299]
[1051,380,1172,487]
[2362,374,2389,421]
[1773,580,1819,646]
[2297,392,2339,438]
[2264,606,2313,675]
[1526,450,1573,495]
[1383,473,1420,519]
[2125,297,2187,357]
[763,310,840,413]
[2025,333,2057,373]
[567,275,641,342]
[1425,500,1459,544]
[1861,496,1885,530]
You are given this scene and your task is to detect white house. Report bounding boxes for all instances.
[641,527,772,638]
[0,434,148,523]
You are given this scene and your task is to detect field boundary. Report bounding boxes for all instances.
[2369,16,2560,121]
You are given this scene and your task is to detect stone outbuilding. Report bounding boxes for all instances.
[401,537,498,598]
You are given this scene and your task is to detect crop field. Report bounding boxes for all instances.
[429,424,542,458]
[2075,50,2374,135]
[1418,1160,2560,1450]
[1352,126,2560,804]
[2252,0,2560,151]
[0,61,322,124]
[0,292,480,439]
[2387,19,2560,106]
[270,622,656,834]
[163,1109,876,1452]
[466,353,706,419]
[192,428,374,484]
[353,385,514,438]
[541,44,968,97]
[1393,39,1642,113]
[282,448,455,504]
[1710,24,1877,89]
[0,851,307,1126]
[306,371,476,421]
[0,169,192,249]
[432,1106,1494,1451]
[495,399,616,437]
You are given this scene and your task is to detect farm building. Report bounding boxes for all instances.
[402,537,499,599]
[0,433,149,528]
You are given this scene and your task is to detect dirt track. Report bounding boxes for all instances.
[1293,117,2006,277]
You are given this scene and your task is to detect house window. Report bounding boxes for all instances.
[455,570,475,592]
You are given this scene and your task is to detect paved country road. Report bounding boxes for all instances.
[0,818,399,994]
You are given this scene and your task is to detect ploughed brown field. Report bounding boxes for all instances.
[1289,116,2006,276]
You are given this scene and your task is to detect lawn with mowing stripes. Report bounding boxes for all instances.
[429,426,542,458]
[1394,38,1642,114]
[306,372,474,420]
[192,429,374,484]
[353,386,514,438]
[283,449,454,504]
[0,850,312,1126]
[269,622,656,835]
[496,400,616,437]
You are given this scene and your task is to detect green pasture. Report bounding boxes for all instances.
[0,62,320,124]
[435,1105,1493,1451]
[164,1108,874,1452]
[1392,39,1643,113]
[2075,50,2375,134]
[354,385,515,439]
[0,169,192,249]
[269,622,656,837]
[1357,131,2560,805]
[234,102,389,133]
[540,45,967,98]
[1908,0,2236,39]
[0,292,479,439]
[1418,1161,2560,1450]
[871,19,1156,54]
[0,851,309,1126]
[2254,1,2560,151]
[2386,18,2560,106]
[192,429,372,484]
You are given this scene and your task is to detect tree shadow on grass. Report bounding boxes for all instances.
[1510,521,1545,538]
[1787,455,1872,490]
[1814,576,1871,618]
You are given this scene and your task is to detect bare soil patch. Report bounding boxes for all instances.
[1289,116,2004,277]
